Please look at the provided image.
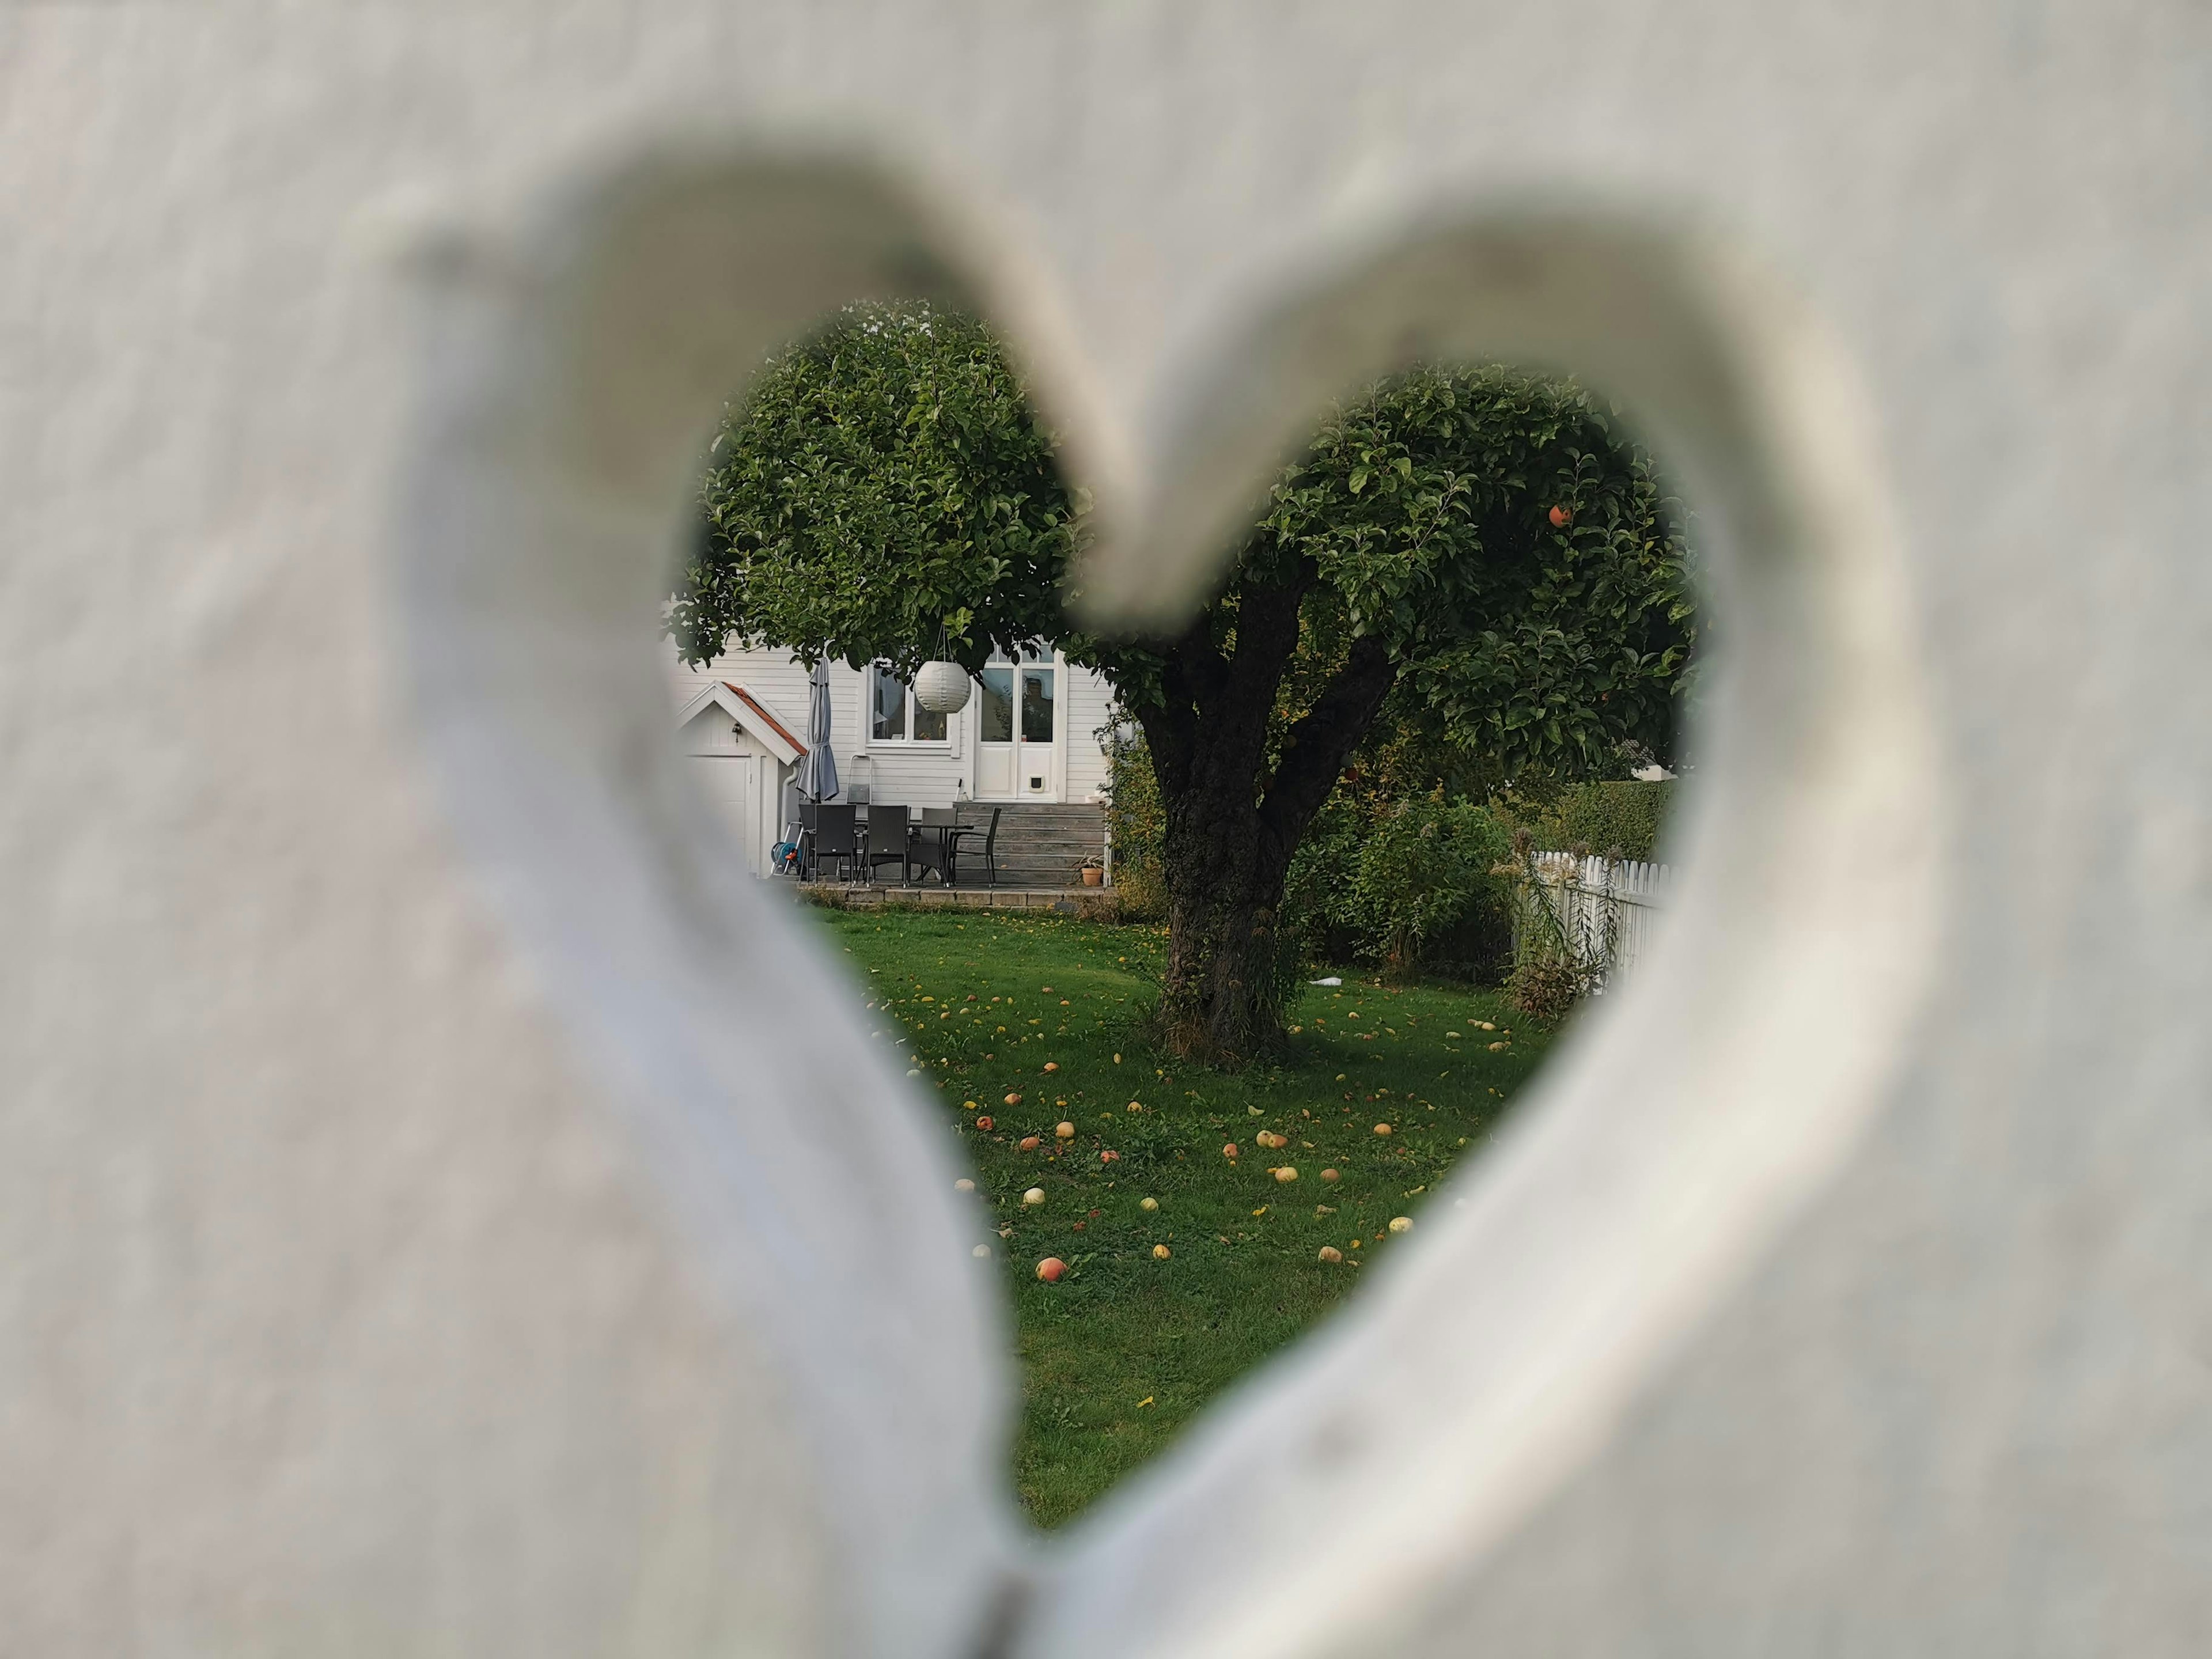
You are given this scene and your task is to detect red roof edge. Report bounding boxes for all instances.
[724,681,807,757]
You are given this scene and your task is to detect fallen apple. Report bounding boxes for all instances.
[975,1116,994,1131]
[1036,1257,1066,1282]
[1389,1215,1413,1234]
[1004,1092,1023,1105]
[1055,1120,1075,1139]
[1043,1061,1059,1073]
[954,1178,975,1193]
[1317,1246,1343,1264]
[1020,1136,1041,1151]
[1100,1149,1120,1163]
[1373,1123,1392,1136]
[1152,1244,1171,1260]
[972,1244,991,1259]
[1021,1187,1046,1207]
[1487,1041,1508,1052]
[1139,1196,1160,1212]
[1222,1143,1239,1159]
[1274,1166,1299,1183]
[1320,1168,1340,1183]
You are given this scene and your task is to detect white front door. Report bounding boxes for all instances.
[974,650,1058,801]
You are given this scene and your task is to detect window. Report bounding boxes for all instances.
[1020,663,1055,743]
[980,645,1053,744]
[868,664,948,743]
[978,666,1014,743]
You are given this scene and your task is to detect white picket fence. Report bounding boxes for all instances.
[1518,850,1675,986]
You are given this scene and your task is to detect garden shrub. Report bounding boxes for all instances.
[1099,720,1168,922]
[1349,791,1512,974]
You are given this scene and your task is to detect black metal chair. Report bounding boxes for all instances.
[863,803,912,885]
[808,804,859,883]
[948,806,1001,887]
[908,810,956,887]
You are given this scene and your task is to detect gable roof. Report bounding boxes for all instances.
[672,680,807,765]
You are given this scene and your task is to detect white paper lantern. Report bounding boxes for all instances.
[914,659,972,715]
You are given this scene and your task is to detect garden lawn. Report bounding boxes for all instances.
[811,903,1552,1528]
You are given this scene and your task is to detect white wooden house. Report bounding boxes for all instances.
[669,643,1116,876]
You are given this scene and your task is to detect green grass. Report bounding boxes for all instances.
[812,904,1551,1528]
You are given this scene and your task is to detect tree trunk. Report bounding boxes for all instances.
[1142,617,1400,1067]
[1154,787,1294,1063]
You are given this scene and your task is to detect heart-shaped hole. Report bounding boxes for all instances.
[398,139,1937,1659]
[668,293,1694,1532]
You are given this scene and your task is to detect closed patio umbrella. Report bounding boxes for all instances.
[800,658,839,803]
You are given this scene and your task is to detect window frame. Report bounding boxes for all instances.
[863,662,953,748]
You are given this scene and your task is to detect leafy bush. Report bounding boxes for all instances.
[1349,792,1512,973]
[1099,720,1168,921]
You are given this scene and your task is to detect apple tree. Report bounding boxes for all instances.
[673,300,1695,1062]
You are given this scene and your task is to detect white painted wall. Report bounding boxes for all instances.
[6,8,2210,1659]
[670,643,1116,808]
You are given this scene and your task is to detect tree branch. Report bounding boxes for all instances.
[1255,632,1399,866]
[1201,562,1312,787]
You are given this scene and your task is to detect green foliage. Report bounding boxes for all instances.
[1099,721,1168,921]
[675,304,1695,785]
[670,301,1080,674]
[1349,792,1513,972]
[1494,778,1676,863]
[1244,365,1696,775]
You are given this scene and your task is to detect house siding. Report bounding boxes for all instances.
[1062,666,1117,803]
[668,642,1116,815]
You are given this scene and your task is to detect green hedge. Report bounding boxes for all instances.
[1500,779,1675,863]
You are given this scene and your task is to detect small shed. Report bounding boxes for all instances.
[672,681,807,876]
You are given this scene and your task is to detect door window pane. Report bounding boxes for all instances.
[979,668,1014,743]
[870,665,906,741]
[1021,666,1055,744]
